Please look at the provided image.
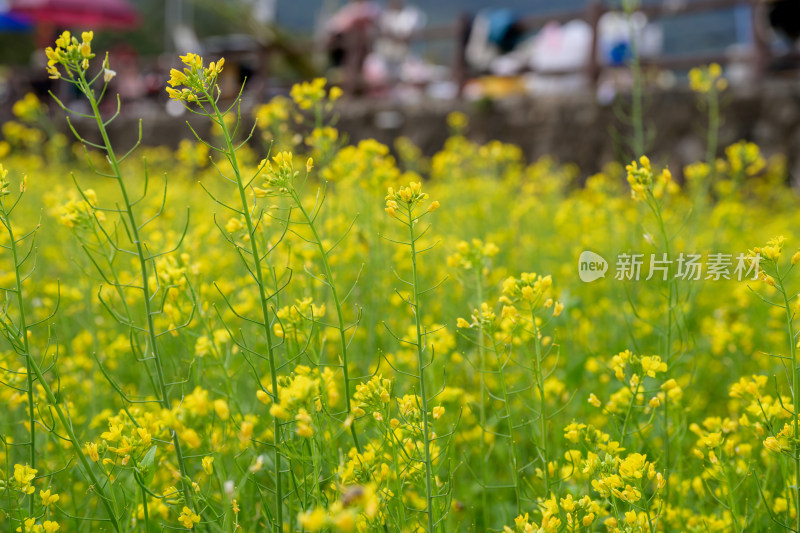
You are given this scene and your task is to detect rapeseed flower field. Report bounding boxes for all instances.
[0,31,799,532]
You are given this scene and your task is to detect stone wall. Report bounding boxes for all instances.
[333,80,800,183]
[69,80,800,182]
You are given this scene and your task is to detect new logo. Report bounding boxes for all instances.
[578,251,608,282]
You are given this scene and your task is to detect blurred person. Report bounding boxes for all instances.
[373,0,425,83]
[465,9,525,73]
[597,10,662,67]
[529,20,592,73]
[325,0,380,68]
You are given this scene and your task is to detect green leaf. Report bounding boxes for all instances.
[140,445,157,486]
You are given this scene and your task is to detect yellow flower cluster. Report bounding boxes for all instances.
[44,30,94,78]
[59,188,104,229]
[724,140,765,177]
[298,484,380,531]
[0,164,9,197]
[260,365,333,439]
[689,63,728,93]
[563,422,624,456]
[96,408,163,467]
[505,493,603,533]
[446,111,469,133]
[165,53,224,102]
[12,463,37,494]
[254,95,291,126]
[273,297,326,339]
[446,238,500,271]
[12,93,45,123]
[457,302,497,329]
[254,151,312,196]
[384,181,440,219]
[625,155,674,201]
[591,452,665,505]
[15,519,60,533]
[352,374,392,419]
[501,272,563,318]
[748,235,798,287]
[175,138,210,168]
[179,506,201,529]
[322,139,401,188]
[290,77,342,110]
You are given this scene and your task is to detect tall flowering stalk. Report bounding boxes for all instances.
[686,63,728,210]
[167,52,288,530]
[500,273,564,499]
[689,64,727,178]
[280,78,361,449]
[46,31,196,510]
[0,165,121,531]
[458,301,525,517]
[0,167,35,516]
[626,156,683,522]
[448,238,499,526]
[622,0,645,157]
[384,182,443,531]
[749,237,800,532]
[263,154,364,451]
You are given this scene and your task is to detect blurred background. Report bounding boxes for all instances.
[1,0,799,175]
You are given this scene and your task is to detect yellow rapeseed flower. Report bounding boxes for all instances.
[40,488,60,506]
[202,456,214,475]
[298,508,327,531]
[178,507,201,529]
[13,464,37,494]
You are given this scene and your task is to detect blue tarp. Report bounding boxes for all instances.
[0,11,32,32]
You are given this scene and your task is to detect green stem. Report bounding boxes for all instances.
[699,88,720,207]
[625,0,645,158]
[205,90,284,532]
[138,471,151,533]
[723,460,740,531]
[489,329,521,515]
[28,353,121,529]
[475,270,487,527]
[289,188,361,452]
[388,408,408,527]
[706,90,719,172]
[529,303,549,496]
[0,206,121,532]
[80,74,194,508]
[407,204,437,532]
[7,214,35,516]
[778,270,800,533]
[647,192,674,517]
[620,379,642,446]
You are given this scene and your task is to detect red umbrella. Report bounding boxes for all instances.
[9,0,140,30]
